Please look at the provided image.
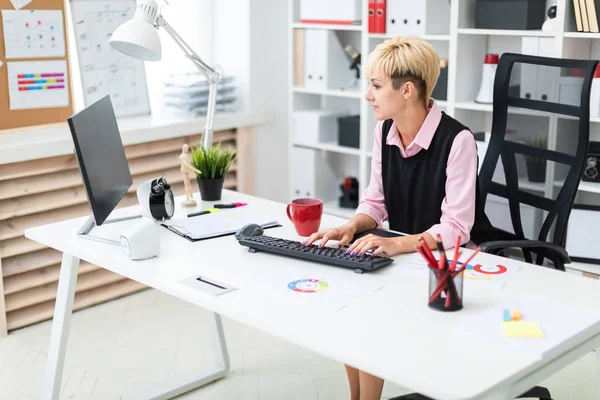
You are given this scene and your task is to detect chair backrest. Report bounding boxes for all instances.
[478,53,598,264]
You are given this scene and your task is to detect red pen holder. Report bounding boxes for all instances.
[428,267,464,312]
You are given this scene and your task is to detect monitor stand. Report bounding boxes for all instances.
[78,214,142,246]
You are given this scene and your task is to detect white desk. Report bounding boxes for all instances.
[26,190,600,400]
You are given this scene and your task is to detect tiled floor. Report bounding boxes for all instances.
[0,288,597,399]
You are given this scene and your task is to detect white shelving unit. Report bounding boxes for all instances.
[292,87,363,98]
[288,0,600,264]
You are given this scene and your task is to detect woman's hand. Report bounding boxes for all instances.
[346,234,404,257]
[303,224,357,248]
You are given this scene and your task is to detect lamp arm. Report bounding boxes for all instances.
[156,14,219,148]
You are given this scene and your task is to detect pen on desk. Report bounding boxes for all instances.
[214,202,247,209]
[187,208,220,218]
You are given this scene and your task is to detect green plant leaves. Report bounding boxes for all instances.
[190,142,237,179]
[525,137,548,165]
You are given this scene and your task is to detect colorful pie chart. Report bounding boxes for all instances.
[287,278,328,293]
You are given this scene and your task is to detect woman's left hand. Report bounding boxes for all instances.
[346,234,404,257]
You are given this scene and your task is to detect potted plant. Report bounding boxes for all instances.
[525,137,548,183]
[190,143,237,201]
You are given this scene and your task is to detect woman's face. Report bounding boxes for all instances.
[364,72,407,121]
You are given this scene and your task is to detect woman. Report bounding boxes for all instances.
[304,36,495,400]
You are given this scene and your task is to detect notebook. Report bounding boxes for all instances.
[161,207,280,241]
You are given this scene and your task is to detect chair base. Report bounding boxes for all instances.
[388,386,552,400]
[388,394,434,400]
[516,385,553,400]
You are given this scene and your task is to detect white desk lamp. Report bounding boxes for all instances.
[109,0,219,149]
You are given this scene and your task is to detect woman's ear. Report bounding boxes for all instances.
[403,81,414,100]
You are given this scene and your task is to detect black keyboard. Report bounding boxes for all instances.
[237,235,394,273]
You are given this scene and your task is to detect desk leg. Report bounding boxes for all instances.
[41,253,80,400]
[596,348,600,399]
[142,312,230,400]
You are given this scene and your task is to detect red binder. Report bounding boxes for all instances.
[368,0,376,33]
[375,0,386,34]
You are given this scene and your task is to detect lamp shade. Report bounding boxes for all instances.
[109,0,162,61]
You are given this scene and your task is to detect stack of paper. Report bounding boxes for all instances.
[162,72,237,116]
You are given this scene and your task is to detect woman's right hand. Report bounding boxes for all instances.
[303,224,357,248]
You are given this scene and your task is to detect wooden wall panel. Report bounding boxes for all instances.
[6,279,147,331]
[0,253,6,336]
[0,128,251,334]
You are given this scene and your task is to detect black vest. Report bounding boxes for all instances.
[381,113,496,245]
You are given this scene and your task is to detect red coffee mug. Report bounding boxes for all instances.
[286,198,323,236]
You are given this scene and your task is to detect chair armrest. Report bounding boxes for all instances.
[479,240,570,268]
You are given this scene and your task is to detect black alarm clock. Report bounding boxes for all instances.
[149,177,175,220]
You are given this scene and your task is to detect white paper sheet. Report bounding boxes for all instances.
[7,60,69,110]
[253,273,383,312]
[462,259,520,289]
[9,0,32,10]
[390,252,520,289]
[2,10,65,58]
[69,0,150,117]
[455,294,600,360]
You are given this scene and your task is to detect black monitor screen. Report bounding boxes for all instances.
[68,95,132,226]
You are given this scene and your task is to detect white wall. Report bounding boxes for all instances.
[145,0,216,115]
[215,0,289,202]
[248,0,289,202]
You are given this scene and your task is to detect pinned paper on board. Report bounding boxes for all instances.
[69,0,150,117]
[9,0,32,10]
[0,60,3,69]
[7,60,69,110]
[1,9,66,59]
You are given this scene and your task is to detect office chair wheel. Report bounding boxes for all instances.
[354,268,363,274]
[389,387,552,400]
[517,385,553,400]
[388,394,434,400]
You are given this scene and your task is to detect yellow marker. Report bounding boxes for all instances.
[502,321,543,338]
[512,310,522,321]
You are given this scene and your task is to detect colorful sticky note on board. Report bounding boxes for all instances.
[502,321,544,338]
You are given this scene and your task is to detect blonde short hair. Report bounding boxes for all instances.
[366,36,441,102]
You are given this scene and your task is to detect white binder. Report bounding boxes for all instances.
[299,0,361,24]
[520,38,559,102]
[293,109,349,146]
[386,0,449,36]
[291,147,338,202]
[303,29,355,91]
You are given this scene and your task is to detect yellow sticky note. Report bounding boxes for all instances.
[502,321,544,338]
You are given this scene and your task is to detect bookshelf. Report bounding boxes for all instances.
[287,0,600,270]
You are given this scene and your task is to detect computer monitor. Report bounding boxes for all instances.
[68,95,132,228]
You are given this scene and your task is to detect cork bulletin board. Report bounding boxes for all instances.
[0,0,73,131]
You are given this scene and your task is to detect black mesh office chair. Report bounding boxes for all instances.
[477,53,597,274]
[390,54,598,400]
